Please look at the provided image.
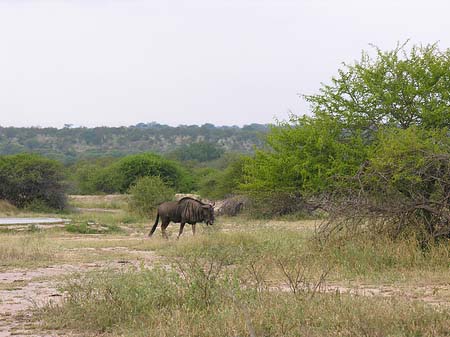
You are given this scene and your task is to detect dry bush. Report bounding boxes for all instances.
[0,234,56,267]
[0,199,18,214]
[246,191,319,218]
[318,128,450,243]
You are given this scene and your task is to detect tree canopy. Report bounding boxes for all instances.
[304,42,450,131]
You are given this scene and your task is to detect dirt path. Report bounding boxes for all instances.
[0,264,77,337]
[269,281,450,310]
[322,282,450,308]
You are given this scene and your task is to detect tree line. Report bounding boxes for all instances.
[0,123,267,163]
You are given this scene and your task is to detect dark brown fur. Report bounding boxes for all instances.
[148,197,214,239]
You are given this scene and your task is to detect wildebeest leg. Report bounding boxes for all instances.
[177,222,186,239]
[191,223,196,236]
[161,221,170,239]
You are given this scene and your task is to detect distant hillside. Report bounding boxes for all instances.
[0,123,269,162]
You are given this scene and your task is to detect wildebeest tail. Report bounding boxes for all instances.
[148,212,160,237]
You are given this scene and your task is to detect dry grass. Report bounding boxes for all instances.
[0,199,18,215]
[0,205,448,336]
[40,268,450,337]
[68,194,129,210]
[0,233,57,269]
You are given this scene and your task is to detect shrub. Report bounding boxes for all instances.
[0,153,66,209]
[66,157,118,194]
[105,153,193,193]
[241,116,368,203]
[128,176,174,216]
[320,127,450,241]
[197,155,249,200]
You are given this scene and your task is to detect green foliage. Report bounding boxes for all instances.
[0,153,66,209]
[67,153,195,194]
[366,127,449,197]
[242,116,368,197]
[111,153,194,193]
[66,157,118,194]
[168,141,225,162]
[305,42,450,130]
[197,155,249,199]
[128,176,175,216]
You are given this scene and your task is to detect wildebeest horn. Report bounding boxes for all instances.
[211,201,215,207]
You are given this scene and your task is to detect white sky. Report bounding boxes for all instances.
[0,0,449,128]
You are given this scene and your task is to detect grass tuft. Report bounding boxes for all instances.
[0,234,57,268]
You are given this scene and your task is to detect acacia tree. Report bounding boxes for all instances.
[304,42,450,131]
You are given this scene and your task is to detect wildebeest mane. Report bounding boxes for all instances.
[177,197,209,205]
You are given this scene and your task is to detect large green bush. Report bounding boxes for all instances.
[66,157,118,194]
[68,153,195,194]
[0,153,66,209]
[242,115,367,197]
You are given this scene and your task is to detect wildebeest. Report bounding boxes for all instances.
[148,197,215,239]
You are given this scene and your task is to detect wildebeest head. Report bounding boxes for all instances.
[202,203,215,225]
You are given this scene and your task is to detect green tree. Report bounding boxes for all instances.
[304,42,450,131]
[0,153,66,209]
[242,115,367,196]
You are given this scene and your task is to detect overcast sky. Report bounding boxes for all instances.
[0,0,449,128]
